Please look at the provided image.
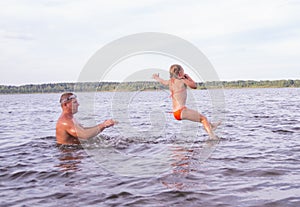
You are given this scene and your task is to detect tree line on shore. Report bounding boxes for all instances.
[0,79,299,94]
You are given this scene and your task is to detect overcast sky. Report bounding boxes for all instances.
[0,0,299,85]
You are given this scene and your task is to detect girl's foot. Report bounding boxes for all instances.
[211,121,221,131]
[209,134,220,140]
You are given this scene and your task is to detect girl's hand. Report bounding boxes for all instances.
[182,74,197,89]
[183,74,190,79]
[152,73,159,79]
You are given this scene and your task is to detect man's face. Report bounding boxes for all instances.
[71,99,79,114]
[66,98,79,114]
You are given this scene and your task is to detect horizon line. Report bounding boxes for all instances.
[1,78,300,87]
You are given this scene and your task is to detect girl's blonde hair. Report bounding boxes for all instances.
[169,64,183,78]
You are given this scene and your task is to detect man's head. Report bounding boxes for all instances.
[59,92,79,114]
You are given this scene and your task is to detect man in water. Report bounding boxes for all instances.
[56,92,116,145]
[153,64,219,140]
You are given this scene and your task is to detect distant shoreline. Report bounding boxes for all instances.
[0,80,299,94]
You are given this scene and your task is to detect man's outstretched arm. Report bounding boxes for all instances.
[67,119,116,140]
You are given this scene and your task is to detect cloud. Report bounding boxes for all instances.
[0,30,34,41]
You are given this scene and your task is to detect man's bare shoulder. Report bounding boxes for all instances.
[56,114,79,144]
[56,114,76,131]
[57,113,73,123]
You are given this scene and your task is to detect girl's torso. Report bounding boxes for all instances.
[169,78,187,111]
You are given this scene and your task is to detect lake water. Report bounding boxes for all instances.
[0,88,299,206]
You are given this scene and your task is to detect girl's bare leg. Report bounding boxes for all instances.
[181,108,218,140]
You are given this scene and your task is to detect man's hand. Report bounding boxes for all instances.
[103,119,117,128]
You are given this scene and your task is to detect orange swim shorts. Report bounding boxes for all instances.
[173,107,187,120]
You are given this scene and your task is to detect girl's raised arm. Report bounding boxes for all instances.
[152,73,169,86]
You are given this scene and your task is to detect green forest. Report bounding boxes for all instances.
[0,80,299,94]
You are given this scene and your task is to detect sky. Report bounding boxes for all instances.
[0,0,300,85]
